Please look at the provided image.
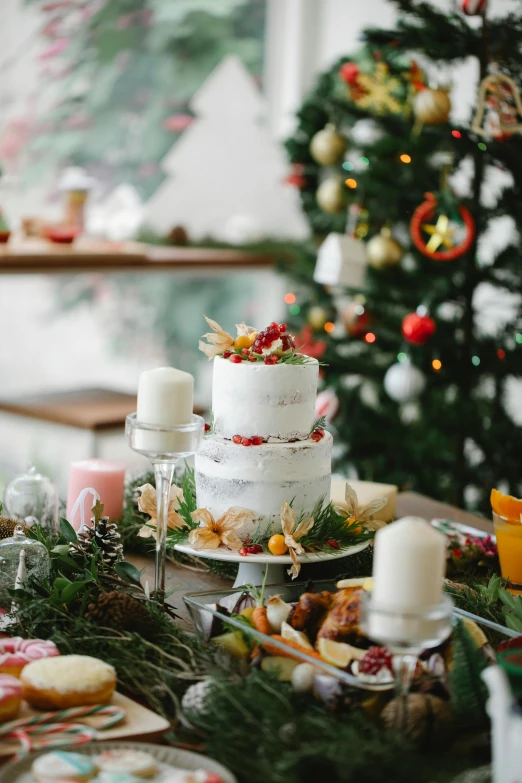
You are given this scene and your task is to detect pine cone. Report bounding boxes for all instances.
[70,517,123,565]
[0,517,26,540]
[85,591,155,638]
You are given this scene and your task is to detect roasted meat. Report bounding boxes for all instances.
[289,591,333,639]
[316,587,364,644]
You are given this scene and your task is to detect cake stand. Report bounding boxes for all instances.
[174,541,370,587]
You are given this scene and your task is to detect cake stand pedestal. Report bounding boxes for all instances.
[174,541,370,587]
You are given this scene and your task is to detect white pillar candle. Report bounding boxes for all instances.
[369,516,448,643]
[137,367,194,426]
[135,367,194,453]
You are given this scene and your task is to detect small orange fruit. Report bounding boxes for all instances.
[491,488,522,522]
[344,515,362,534]
[268,534,288,556]
[234,335,252,350]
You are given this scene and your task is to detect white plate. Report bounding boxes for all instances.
[175,540,369,564]
[0,741,237,783]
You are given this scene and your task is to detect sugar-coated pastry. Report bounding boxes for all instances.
[0,673,22,722]
[21,654,116,709]
[0,637,60,678]
[32,751,97,783]
[95,750,157,778]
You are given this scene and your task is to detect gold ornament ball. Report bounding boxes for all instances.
[413,88,451,125]
[316,177,344,213]
[366,228,403,268]
[310,125,347,166]
[308,305,328,330]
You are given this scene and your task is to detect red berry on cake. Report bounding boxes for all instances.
[279,323,287,333]
[327,539,340,550]
[229,354,243,363]
[232,435,242,444]
[264,355,278,365]
[311,429,325,442]
[223,351,232,358]
[239,547,248,556]
[241,437,253,446]
[249,355,257,362]
[251,436,263,445]
[241,348,249,355]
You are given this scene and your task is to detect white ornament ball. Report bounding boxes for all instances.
[350,118,384,146]
[181,679,213,717]
[292,663,315,693]
[384,360,426,403]
[221,214,262,245]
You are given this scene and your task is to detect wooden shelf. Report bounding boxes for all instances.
[0,238,274,273]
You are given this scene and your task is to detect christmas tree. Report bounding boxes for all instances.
[284,0,522,511]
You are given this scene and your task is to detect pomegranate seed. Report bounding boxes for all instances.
[229,354,243,363]
[241,437,253,446]
[253,346,263,354]
[251,436,263,445]
[204,423,211,432]
[232,435,242,444]
[223,351,232,358]
[279,323,287,333]
[264,355,278,365]
[241,348,249,355]
[249,355,257,362]
[239,547,248,557]
[327,539,340,550]
[270,321,279,330]
[311,431,322,442]
[247,544,263,554]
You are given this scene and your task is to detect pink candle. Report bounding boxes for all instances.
[66,459,126,530]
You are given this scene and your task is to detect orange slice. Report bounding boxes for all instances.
[491,488,522,522]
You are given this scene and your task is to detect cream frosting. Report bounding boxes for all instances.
[22,654,115,693]
[211,356,319,441]
[195,433,332,537]
[0,637,59,667]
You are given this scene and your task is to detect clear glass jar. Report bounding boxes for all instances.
[3,465,58,531]
[0,525,50,590]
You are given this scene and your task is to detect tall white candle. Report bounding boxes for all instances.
[135,367,194,453]
[137,367,194,426]
[369,516,448,643]
[373,516,447,610]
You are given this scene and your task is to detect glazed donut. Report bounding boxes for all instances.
[0,637,60,678]
[0,673,22,722]
[21,655,116,709]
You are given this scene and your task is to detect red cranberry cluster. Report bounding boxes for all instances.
[239,544,263,556]
[252,322,295,363]
[232,434,264,446]
[327,539,340,550]
[311,428,325,443]
[359,646,393,676]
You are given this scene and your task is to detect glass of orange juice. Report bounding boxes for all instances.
[491,489,522,591]
[493,513,522,588]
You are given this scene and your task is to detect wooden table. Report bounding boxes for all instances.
[0,239,274,273]
[131,491,493,628]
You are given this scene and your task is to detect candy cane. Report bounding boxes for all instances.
[0,705,126,759]
[0,704,125,737]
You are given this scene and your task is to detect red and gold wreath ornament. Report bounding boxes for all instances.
[410,192,475,261]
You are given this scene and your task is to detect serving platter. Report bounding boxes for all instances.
[0,741,236,783]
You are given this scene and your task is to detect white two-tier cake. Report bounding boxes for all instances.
[195,319,332,537]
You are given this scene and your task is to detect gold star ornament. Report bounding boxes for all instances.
[422,214,456,253]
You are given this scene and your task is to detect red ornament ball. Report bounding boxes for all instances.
[402,312,436,346]
[339,62,359,86]
[459,0,487,15]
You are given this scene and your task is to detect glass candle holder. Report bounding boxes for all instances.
[0,524,51,590]
[360,591,453,733]
[126,412,204,602]
[3,465,58,532]
[493,511,522,592]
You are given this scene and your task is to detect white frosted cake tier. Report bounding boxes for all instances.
[195,431,332,537]
[211,356,319,441]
